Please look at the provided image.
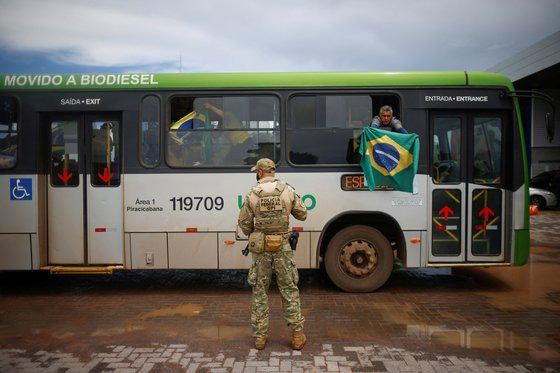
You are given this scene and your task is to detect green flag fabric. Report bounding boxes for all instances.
[359,127,420,193]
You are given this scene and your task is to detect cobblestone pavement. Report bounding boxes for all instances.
[0,211,558,372]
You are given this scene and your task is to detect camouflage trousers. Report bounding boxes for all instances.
[247,244,304,339]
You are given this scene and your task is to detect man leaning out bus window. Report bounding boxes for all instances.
[370,105,408,133]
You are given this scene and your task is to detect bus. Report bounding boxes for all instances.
[0,71,529,292]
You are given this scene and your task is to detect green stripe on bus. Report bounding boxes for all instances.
[0,71,511,91]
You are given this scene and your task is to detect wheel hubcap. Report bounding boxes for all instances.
[340,240,378,277]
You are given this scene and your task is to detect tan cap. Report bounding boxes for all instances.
[250,158,276,172]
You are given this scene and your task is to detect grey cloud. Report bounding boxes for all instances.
[0,0,559,72]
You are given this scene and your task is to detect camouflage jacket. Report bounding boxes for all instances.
[238,176,307,236]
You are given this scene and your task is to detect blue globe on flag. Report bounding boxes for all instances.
[372,143,400,173]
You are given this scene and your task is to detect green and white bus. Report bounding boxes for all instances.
[0,71,529,292]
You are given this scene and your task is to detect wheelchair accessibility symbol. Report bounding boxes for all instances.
[10,178,32,200]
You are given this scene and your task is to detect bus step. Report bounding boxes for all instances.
[43,265,123,275]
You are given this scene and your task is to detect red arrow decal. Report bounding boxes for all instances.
[57,167,73,183]
[479,207,494,222]
[98,167,114,183]
[438,206,454,221]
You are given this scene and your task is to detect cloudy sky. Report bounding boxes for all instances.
[0,0,559,74]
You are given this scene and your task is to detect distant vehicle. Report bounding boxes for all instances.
[530,170,560,192]
[529,187,557,209]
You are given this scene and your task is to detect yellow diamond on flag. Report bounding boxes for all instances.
[365,135,414,177]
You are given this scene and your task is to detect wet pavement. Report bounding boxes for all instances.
[0,210,559,372]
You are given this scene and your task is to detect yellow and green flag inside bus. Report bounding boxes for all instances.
[359,127,420,193]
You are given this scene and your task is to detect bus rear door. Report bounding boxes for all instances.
[429,111,508,264]
[46,113,123,265]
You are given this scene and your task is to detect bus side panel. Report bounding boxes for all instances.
[311,232,321,268]
[169,232,217,268]
[0,174,37,233]
[124,233,132,269]
[123,173,243,232]
[130,232,167,269]
[293,232,311,268]
[403,230,424,268]
[0,234,32,270]
[0,174,38,270]
[218,232,251,269]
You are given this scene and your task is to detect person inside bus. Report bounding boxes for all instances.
[203,102,254,164]
[370,105,408,133]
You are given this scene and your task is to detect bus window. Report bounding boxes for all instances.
[288,94,398,165]
[50,121,79,186]
[91,121,120,186]
[0,96,17,169]
[432,117,461,183]
[473,117,502,184]
[140,95,161,167]
[167,96,280,167]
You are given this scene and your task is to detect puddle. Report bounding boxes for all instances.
[407,324,529,352]
[87,304,203,338]
[52,330,75,339]
[90,325,145,337]
[137,303,203,321]
[456,246,560,310]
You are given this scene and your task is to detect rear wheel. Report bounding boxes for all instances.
[325,225,393,292]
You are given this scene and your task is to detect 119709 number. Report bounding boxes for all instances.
[169,196,224,211]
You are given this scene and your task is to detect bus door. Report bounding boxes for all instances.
[429,111,507,263]
[46,113,123,265]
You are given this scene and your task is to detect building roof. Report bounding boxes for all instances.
[487,30,560,88]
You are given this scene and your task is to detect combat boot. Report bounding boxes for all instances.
[254,337,267,350]
[291,329,307,350]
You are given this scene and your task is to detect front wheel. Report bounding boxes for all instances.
[325,225,393,292]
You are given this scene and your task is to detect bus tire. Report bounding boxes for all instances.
[325,225,393,292]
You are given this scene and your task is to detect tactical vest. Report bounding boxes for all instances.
[250,181,290,234]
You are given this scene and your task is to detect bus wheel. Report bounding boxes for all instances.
[325,225,393,292]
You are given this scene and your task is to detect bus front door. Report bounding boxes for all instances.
[46,113,123,265]
[429,112,507,264]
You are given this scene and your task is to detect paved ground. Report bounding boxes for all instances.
[0,210,559,372]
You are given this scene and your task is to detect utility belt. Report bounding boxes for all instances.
[247,231,290,254]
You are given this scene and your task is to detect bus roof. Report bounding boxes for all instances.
[0,71,514,91]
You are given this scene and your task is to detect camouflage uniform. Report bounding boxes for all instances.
[238,170,307,340]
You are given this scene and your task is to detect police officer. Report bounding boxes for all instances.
[238,158,308,350]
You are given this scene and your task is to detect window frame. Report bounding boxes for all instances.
[49,119,80,188]
[139,94,162,169]
[471,116,504,186]
[164,92,282,169]
[90,119,121,187]
[431,115,463,185]
[286,90,402,167]
[0,95,19,170]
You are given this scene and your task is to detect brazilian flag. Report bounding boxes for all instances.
[359,128,419,193]
[170,111,207,131]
